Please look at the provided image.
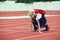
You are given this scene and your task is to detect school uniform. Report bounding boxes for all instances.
[34,9,49,31]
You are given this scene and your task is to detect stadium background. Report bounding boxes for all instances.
[0,0,60,40]
[0,1,60,16]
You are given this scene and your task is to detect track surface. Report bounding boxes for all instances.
[0,12,60,40]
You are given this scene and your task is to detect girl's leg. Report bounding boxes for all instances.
[44,24,49,31]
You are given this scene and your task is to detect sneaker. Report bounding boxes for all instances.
[45,25,49,31]
[34,30,37,32]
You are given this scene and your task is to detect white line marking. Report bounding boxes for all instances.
[45,15,60,17]
[0,29,13,31]
[0,15,60,19]
[50,29,60,30]
[49,21,60,24]
[0,25,60,29]
[0,28,60,35]
[14,31,60,40]
[0,30,29,35]
[0,26,28,29]
[0,23,60,35]
[54,32,60,35]
[0,16,30,19]
[55,34,60,35]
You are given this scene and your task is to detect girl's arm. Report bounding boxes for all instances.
[37,20,42,33]
[29,21,33,31]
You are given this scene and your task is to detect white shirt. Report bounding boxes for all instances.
[29,13,42,21]
[36,13,42,21]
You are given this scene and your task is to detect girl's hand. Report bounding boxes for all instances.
[38,31,43,33]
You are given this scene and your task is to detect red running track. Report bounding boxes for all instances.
[0,16,60,40]
[0,11,60,40]
[0,10,60,16]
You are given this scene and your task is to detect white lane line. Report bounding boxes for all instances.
[14,31,60,40]
[0,26,28,29]
[0,24,60,35]
[0,23,60,30]
[45,15,60,17]
[49,21,60,24]
[0,28,60,35]
[0,30,29,35]
[0,15,60,19]
[54,32,60,35]
[50,29,60,31]
[0,25,60,30]
[0,16,30,19]
[0,29,13,31]
[55,34,60,35]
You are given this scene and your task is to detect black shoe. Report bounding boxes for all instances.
[44,25,49,31]
[34,30,36,32]
[46,25,49,31]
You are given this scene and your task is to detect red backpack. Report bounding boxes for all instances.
[34,9,46,16]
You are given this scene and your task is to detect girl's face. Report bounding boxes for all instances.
[29,14,36,18]
[28,11,36,18]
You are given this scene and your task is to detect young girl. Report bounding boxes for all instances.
[28,11,38,32]
[28,9,49,32]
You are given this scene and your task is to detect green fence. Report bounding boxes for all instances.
[0,0,60,3]
[15,0,60,3]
